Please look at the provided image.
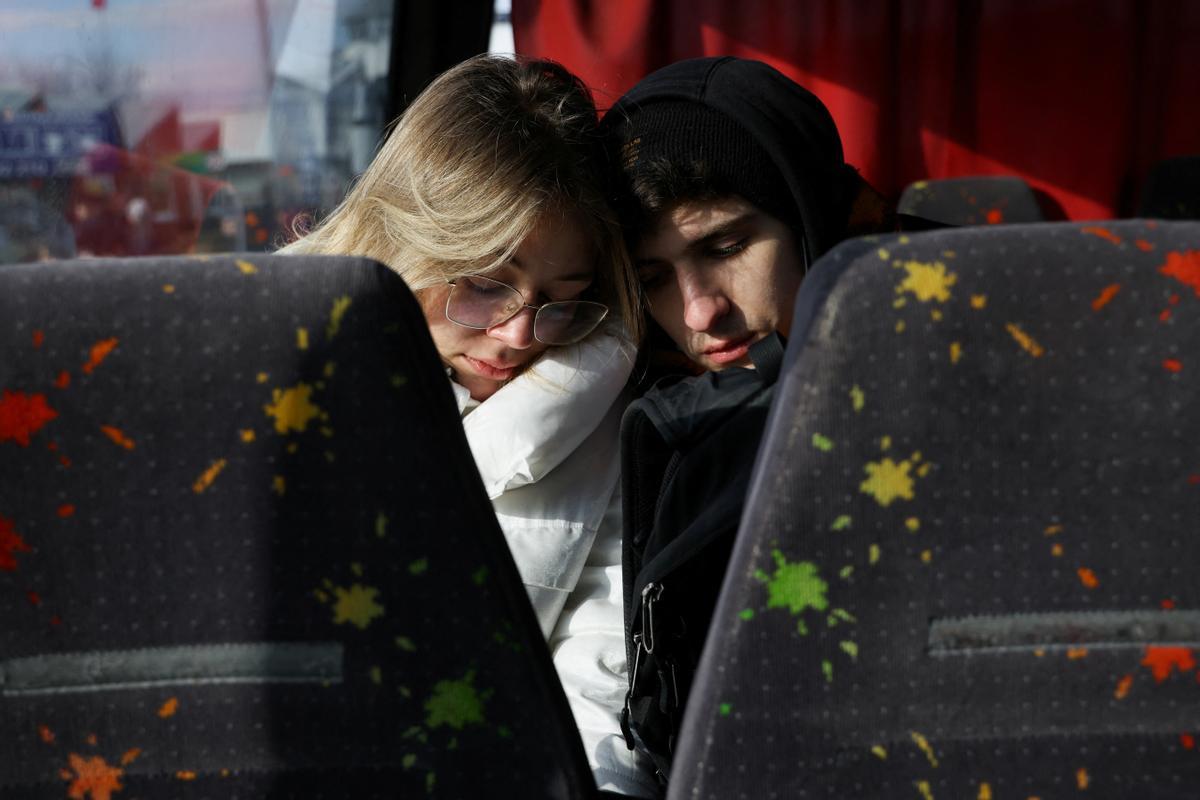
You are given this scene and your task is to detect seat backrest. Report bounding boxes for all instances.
[670,221,1200,799]
[1140,155,1200,220]
[898,175,1045,226]
[0,254,594,799]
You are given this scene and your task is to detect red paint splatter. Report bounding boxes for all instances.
[81,338,118,375]
[1159,308,1172,322]
[27,590,42,606]
[1091,283,1121,311]
[985,208,1003,224]
[57,504,76,518]
[0,389,59,446]
[1077,567,1100,589]
[1170,294,1181,306]
[58,455,72,468]
[54,370,71,389]
[99,426,135,451]
[32,330,45,348]
[1160,251,1200,297]
[38,724,55,743]
[1135,239,1155,252]
[1142,646,1197,684]
[1163,598,1177,609]
[1188,475,1200,485]
[1164,359,1183,373]
[1082,226,1123,245]
[50,614,62,626]
[1114,673,1134,699]
[0,515,33,571]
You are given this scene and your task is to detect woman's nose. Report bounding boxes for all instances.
[486,306,537,349]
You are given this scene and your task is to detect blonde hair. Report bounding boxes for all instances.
[282,54,641,341]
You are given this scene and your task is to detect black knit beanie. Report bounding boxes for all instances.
[603,57,856,268]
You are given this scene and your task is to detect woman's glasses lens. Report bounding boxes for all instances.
[446,276,608,345]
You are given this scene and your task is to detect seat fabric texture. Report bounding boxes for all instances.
[670,221,1200,799]
[0,254,594,799]
[898,175,1045,227]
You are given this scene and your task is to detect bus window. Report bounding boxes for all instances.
[0,0,394,263]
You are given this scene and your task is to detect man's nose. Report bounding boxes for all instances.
[487,306,536,349]
[678,267,730,332]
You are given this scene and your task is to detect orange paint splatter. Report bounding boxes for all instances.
[1114,673,1134,699]
[1077,567,1099,589]
[192,459,227,494]
[1082,226,1122,245]
[0,389,59,446]
[157,697,179,718]
[54,370,71,389]
[1044,524,1063,535]
[1067,647,1088,660]
[985,208,1003,224]
[63,753,123,800]
[32,329,45,348]
[119,748,141,766]
[1142,646,1196,683]
[99,426,135,451]
[38,724,55,743]
[1091,283,1120,311]
[0,514,33,572]
[1135,239,1154,252]
[176,771,197,781]
[1076,768,1089,789]
[57,504,76,518]
[1160,251,1200,297]
[1006,323,1045,357]
[1164,359,1183,373]
[85,733,98,746]
[82,338,118,375]
[1182,733,1196,750]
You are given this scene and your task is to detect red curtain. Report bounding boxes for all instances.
[513,0,1200,220]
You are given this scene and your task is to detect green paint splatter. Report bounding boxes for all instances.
[738,608,755,621]
[326,296,352,339]
[755,550,829,619]
[424,671,486,730]
[472,566,489,586]
[830,608,856,624]
[402,753,416,770]
[425,771,436,794]
[812,433,834,452]
[719,703,732,716]
[838,565,854,580]
[391,373,408,388]
[409,558,428,575]
[402,726,423,740]
[369,665,382,685]
[822,660,834,682]
[831,515,852,531]
[869,544,881,564]
[395,635,417,652]
[850,385,865,412]
[375,512,388,538]
[840,641,859,660]
[497,725,512,739]
[399,686,412,698]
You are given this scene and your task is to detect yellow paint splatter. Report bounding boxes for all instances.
[917,462,932,478]
[256,372,269,384]
[1006,323,1045,357]
[869,544,881,564]
[893,297,908,309]
[871,745,888,759]
[970,294,987,309]
[286,442,299,454]
[158,697,179,718]
[264,383,322,434]
[320,426,334,438]
[920,549,933,563]
[296,328,309,350]
[1045,524,1063,535]
[323,361,336,378]
[1076,768,1089,789]
[327,296,352,339]
[911,731,939,767]
[950,342,963,364]
[376,512,389,538]
[235,259,258,275]
[878,248,891,260]
[896,260,957,303]
[351,562,364,577]
[915,780,934,800]
[895,320,906,332]
[192,459,227,493]
[850,386,865,412]
[905,517,920,532]
[331,583,385,630]
[978,784,993,800]
[930,309,943,321]
[860,456,916,507]
[880,436,892,451]
[162,284,175,294]
[899,235,910,244]
[272,476,285,496]
[370,666,383,685]
[942,250,956,258]
[239,429,255,443]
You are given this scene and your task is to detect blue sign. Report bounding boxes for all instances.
[0,110,121,179]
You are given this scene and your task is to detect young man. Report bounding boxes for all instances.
[602,56,891,786]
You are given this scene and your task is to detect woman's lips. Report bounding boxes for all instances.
[702,335,755,366]
[463,355,518,380]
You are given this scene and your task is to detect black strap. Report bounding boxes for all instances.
[748,332,786,383]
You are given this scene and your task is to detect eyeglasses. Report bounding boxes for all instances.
[445,275,609,345]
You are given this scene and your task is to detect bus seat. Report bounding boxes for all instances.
[0,254,594,799]
[898,175,1045,227]
[1140,156,1200,220]
[670,221,1200,799]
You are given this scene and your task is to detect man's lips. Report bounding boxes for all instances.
[701,335,755,365]
[463,355,519,380]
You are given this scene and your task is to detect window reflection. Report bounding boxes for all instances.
[0,0,393,263]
